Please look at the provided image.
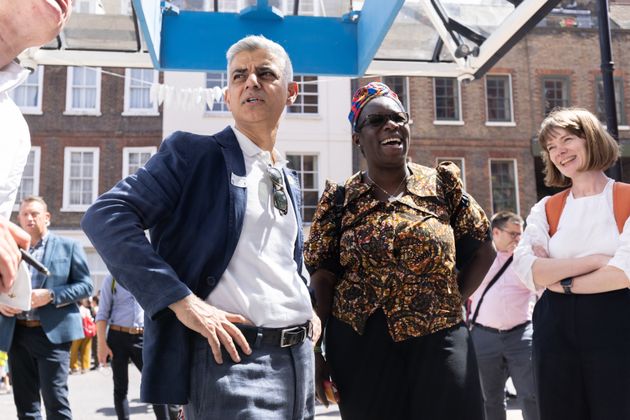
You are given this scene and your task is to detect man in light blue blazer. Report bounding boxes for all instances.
[82,35,320,419]
[0,196,93,419]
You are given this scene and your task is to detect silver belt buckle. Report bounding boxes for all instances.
[280,326,306,348]
[129,327,143,335]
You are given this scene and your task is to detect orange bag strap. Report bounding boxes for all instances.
[546,182,630,237]
[545,189,570,237]
[613,182,630,234]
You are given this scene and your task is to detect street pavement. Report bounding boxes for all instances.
[0,365,524,419]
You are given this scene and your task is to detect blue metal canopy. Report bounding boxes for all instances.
[133,0,405,76]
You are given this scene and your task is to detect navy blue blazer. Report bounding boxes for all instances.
[0,233,93,351]
[81,127,307,404]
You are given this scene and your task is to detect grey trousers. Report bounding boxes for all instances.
[184,334,314,420]
[470,322,539,420]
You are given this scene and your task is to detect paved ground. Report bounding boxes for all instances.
[0,366,524,419]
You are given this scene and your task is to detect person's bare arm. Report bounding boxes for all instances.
[95,320,113,365]
[532,253,610,288]
[547,265,629,294]
[0,217,30,293]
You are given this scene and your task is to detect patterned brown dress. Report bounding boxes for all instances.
[304,162,490,341]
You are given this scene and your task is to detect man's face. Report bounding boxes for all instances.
[492,222,523,253]
[18,201,50,240]
[7,0,72,49]
[224,48,297,130]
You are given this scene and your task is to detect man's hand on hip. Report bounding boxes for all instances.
[169,294,253,364]
[0,217,30,294]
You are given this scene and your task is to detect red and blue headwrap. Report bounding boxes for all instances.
[348,81,403,132]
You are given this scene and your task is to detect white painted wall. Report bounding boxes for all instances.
[162,71,354,190]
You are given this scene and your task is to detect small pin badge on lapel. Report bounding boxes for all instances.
[286,171,297,186]
[230,173,247,188]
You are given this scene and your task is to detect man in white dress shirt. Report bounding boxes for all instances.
[82,35,320,419]
[0,0,73,292]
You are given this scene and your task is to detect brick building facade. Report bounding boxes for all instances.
[11,65,163,288]
[358,5,630,219]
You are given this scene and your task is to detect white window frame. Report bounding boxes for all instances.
[10,66,44,115]
[122,146,157,178]
[64,67,102,116]
[433,77,463,125]
[62,147,100,212]
[485,74,515,126]
[205,72,230,115]
[488,159,520,215]
[436,157,466,189]
[382,76,410,115]
[286,152,319,224]
[123,68,159,116]
[287,75,319,115]
[13,147,42,211]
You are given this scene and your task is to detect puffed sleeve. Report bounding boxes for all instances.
[513,197,551,291]
[608,216,630,281]
[438,162,491,269]
[304,180,345,276]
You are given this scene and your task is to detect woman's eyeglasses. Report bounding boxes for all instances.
[355,111,409,132]
[266,166,288,216]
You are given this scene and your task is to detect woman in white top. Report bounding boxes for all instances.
[513,108,630,420]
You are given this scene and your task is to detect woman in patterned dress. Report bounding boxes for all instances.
[305,82,495,420]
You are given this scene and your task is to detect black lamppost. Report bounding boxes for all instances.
[598,0,623,181]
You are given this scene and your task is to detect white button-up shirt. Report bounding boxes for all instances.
[206,126,312,328]
[0,61,31,218]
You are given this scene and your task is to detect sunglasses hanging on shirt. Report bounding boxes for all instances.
[266,166,289,216]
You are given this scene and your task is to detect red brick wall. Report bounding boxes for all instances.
[18,66,163,229]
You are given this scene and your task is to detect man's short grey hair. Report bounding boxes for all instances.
[226,35,294,83]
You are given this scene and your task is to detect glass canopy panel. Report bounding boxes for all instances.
[373,0,515,63]
[441,0,515,38]
[42,0,143,52]
[170,0,347,16]
[373,1,442,61]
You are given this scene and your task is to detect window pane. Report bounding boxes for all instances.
[543,78,569,115]
[67,150,96,206]
[286,153,318,222]
[206,72,229,112]
[435,78,459,121]
[486,76,512,122]
[596,78,625,125]
[382,76,408,111]
[70,67,99,110]
[490,161,517,213]
[287,75,318,114]
[16,150,38,202]
[11,67,42,109]
[128,69,155,110]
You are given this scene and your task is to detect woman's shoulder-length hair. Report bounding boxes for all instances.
[538,107,620,188]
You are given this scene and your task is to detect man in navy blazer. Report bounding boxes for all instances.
[0,196,93,419]
[82,35,320,419]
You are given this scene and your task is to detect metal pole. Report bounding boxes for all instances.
[598,0,623,180]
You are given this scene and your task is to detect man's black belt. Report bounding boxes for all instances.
[472,321,530,334]
[237,321,312,348]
